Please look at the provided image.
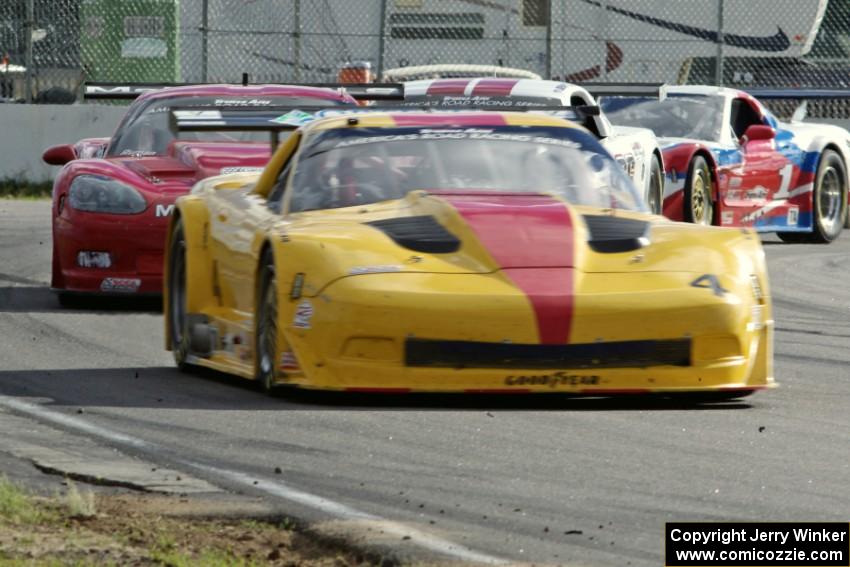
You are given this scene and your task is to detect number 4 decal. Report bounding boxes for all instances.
[690,274,728,297]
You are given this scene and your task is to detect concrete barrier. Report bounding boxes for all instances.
[0,104,126,183]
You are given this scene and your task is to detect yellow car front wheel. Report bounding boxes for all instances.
[255,251,279,394]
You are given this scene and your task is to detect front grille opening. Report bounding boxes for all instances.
[405,338,691,369]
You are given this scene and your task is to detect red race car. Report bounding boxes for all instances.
[43,83,361,305]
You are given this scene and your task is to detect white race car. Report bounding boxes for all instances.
[601,85,850,242]
[400,78,665,213]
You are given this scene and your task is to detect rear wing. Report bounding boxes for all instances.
[169,106,332,151]
[84,81,404,102]
[170,103,606,151]
[577,82,667,99]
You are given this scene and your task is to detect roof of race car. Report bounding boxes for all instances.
[664,85,749,100]
[134,84,357,104]
[403,78,592,102]
[300,110,582,133]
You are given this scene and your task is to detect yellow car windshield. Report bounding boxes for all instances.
[289,125,645,212]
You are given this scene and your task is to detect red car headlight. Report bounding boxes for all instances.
[68,175,147,215]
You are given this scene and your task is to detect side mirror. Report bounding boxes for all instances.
[741,124,775,144]
[42,144,76,166]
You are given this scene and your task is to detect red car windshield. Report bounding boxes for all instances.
[107,95,351,157]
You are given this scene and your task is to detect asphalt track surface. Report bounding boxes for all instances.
[2,200,849,565]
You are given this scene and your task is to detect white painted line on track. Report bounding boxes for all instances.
[0,396,148,448]
[196,465,509,565]
[0,395,509,565]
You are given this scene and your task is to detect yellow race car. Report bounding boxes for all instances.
[164,108,774,399]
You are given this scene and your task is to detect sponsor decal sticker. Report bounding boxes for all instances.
[220,166,264,175]
[349,265,403,275]
[293,299,314,329]
[744,187,768,200]
[280,350,301,372]
[214,98,272,106]
[505,372,601,388]
[787,206,799,226]
[100,278,141,293]
[334,131,580,149]
[271,109,315,126]
[751,304,765,331]
[155,204,175,217]
[290,273,305,299]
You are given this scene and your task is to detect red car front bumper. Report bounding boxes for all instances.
[52,208,170,296]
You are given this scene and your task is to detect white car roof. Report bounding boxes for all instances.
[403,78,593,103]
[663,85,741,99]
[383,64,542,81]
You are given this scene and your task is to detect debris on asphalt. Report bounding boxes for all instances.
[274,467,282,474]
[564,530,583,535]
[759,426,766,432]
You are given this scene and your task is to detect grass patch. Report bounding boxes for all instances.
[64,479,96,519]
[0,482,388,566]
[0,475,51,525]
[0,178,53,199]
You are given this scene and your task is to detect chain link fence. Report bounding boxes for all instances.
[2,0,849,106]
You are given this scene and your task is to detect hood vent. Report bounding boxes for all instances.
[583,215,650,253]
[367,216,461,253]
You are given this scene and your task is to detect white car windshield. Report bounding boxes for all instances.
[601,95,724,141]
[289,124,645,213]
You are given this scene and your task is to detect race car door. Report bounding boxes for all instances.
[723,97,785,225]
[208,138,300,318]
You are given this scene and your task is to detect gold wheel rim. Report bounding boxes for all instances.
[692,174,707,223]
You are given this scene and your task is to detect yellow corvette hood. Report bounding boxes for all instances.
[280,190,764,349]
[287,190,756,281]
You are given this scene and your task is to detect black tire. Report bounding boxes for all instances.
[56,291,82,308]
[255,251,279,394]
[779,149,846,243]
[647,154,664,215]
[167,220,191,371]
[683,156,714,225]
